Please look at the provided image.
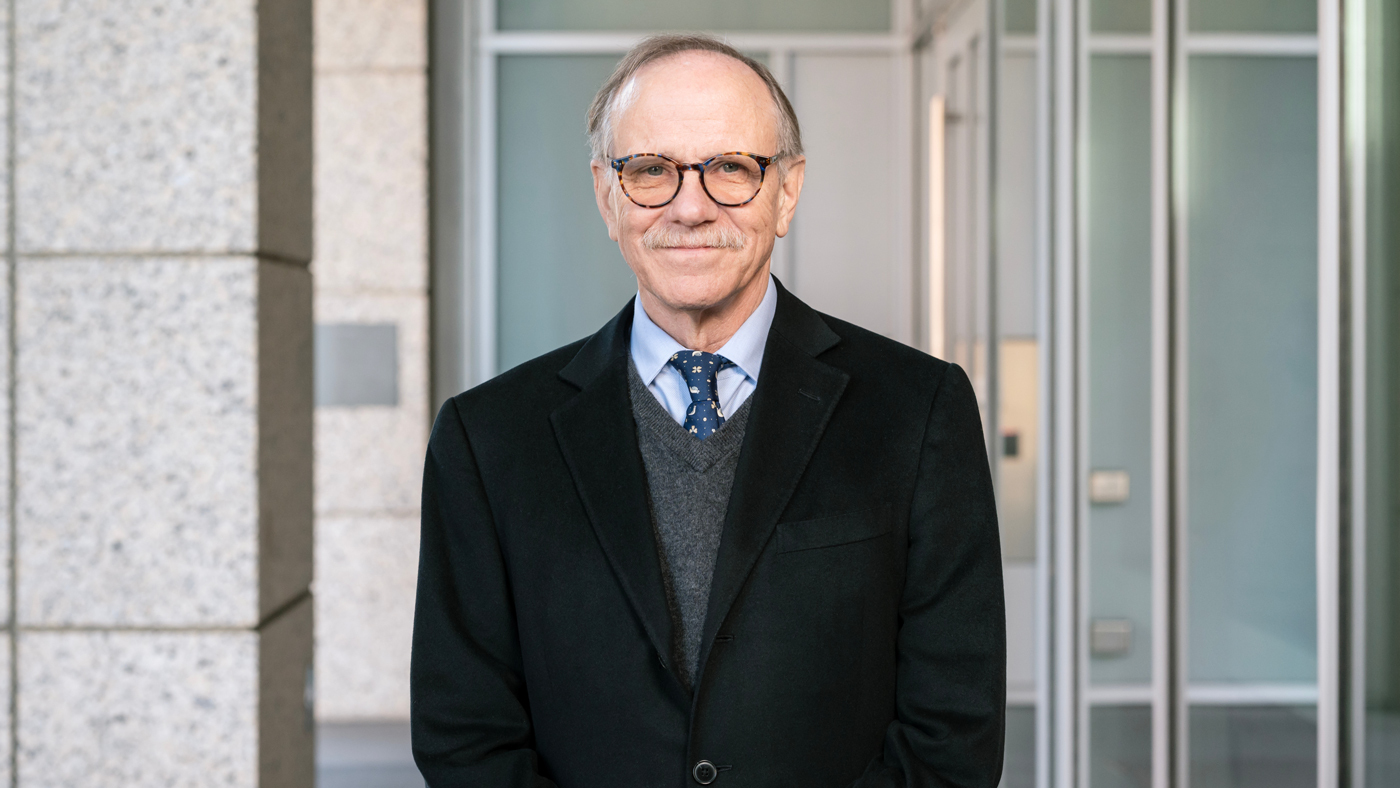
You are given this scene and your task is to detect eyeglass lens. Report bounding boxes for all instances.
[618,155,764,207]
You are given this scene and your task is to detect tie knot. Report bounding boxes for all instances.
[667,350,732,397]
[668,351,733,440]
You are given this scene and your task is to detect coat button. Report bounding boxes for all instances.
[692,760,718,784]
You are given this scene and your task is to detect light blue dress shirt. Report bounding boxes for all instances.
[629,275,777,426]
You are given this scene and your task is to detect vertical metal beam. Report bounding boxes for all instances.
[1169,0,1192,782]
[473,0,499,384]
[1149,0,1173,786]
[1034,0,1056,786]
[1051,0,1081,784]
[985,0,1001,477]
[429,0,476,407]
[1318,0,1345,784]
[1342,0,1371,781]
[1072,0,1091,784]
[895,42,918,350]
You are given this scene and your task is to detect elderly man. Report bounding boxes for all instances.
[412,34,1005,788]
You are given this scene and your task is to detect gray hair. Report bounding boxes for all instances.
[586,34,803,166]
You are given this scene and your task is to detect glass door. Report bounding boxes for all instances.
[1072,0,1332,786]
[1079,1,1163,786]
[1177,2,1323,784]
[925,0,1347,785]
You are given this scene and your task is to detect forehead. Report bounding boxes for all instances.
[612,51,780,157]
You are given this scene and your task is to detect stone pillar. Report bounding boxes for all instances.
[312,0,428,723]
[9,1,314,786]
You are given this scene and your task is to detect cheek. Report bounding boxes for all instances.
[615,208,650,242]
[739,203,779,239]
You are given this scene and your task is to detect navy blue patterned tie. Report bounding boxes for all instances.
[668,350,734,440]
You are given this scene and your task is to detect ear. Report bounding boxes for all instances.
[773,156,806,239]
[592,160,621,242]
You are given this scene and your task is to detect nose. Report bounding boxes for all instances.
[664,167,721,225]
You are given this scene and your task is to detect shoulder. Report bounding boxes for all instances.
[432,338,590,444]
[804,310,956,400]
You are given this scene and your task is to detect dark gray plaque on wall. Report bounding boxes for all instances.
[315,323,399,407]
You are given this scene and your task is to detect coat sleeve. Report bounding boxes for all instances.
[852,362,1007,788]
[410,399,559,788]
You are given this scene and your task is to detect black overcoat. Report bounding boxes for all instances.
[411,281,1006,787]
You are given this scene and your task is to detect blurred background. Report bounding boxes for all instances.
[0,0,1393,787]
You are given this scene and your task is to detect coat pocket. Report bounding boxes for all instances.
[775,506,894,554]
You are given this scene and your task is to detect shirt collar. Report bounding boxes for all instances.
[630,274,777,386]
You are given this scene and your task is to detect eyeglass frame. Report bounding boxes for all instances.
[608,151,777,209]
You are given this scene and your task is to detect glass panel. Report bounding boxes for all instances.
[994,42,1040,788]
[1004,0,1037,34]
[1189,706,1316,788]
[1091,706,1152,788]
[1091,0,1151,34]
[943,41,990,403]
[1188,0,1316,34]
[1086,54,1153,687]
[1185,55,1318,684]
[1365,0,1400,784]
[1003,705,1036,788]
[498,0,891,32]
[790,53,902,340]
[496,55,638,372]
[997,51,1039,563]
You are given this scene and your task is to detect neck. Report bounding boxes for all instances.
[640,269,769,353]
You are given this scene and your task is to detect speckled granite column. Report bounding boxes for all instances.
[9,2,314,787]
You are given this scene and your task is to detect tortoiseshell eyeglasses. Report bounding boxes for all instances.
[609,151,776,208]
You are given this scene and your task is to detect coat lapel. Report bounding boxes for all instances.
[550,300,679,684]
[695,282,849,681]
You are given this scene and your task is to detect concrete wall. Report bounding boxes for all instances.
[312,0,429,722]
[7,0,315,784]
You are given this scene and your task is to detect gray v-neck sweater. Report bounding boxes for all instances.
[627,360,752,691]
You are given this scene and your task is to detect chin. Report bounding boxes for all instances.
[648,275,743,313]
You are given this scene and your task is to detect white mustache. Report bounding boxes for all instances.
[641,224,747,250]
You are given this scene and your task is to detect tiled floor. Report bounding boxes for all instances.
[318,722,423,788]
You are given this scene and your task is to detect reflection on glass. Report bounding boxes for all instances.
[1091,706,1151,788]
[1086,54,1153,687]
[995,29,1040,788]
[1365,0,1400,784]
[1091,0,1151,34]
[497,0,890,32]
[496,55,638,373]
[998,341,1038,561]
[1004,0,1037,34]
[1188,0,1316,34]
[1189,706,1316,788]
[1186,55,1317,685]
[944,43,988,402]
[997,50,1039,564]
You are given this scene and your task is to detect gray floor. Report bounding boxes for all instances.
[318,722,423,788]
[1369,711,1400,787]
[325,712,1400,788]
